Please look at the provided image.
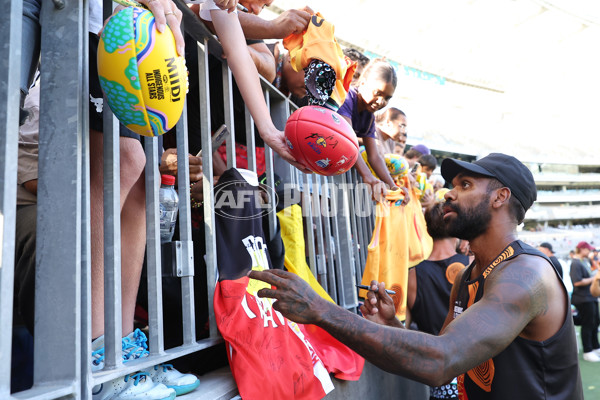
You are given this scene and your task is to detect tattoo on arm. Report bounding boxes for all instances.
[317,303,448,385]
[314,259,549,386]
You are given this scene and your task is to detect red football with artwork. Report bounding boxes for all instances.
[284,106,359,176]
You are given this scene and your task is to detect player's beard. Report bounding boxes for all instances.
[445,195,492,241]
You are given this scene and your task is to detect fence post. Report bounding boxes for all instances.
[0,0,22,396]
[34,0,85,393]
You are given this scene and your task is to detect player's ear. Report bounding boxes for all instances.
[492,187,511,208]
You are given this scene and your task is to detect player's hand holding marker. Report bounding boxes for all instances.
[359,281,400,327]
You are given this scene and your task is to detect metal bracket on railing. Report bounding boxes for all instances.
[161,240,195,278]
[316,254,327,275]
[177,240,195,277]
[52,0,65,9]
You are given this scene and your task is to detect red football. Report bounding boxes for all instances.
[284,106,359,176]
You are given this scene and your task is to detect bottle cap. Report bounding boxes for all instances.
[161,175,176,186]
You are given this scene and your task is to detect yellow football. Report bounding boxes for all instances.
[97,7,187,136]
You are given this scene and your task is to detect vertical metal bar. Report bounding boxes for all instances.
[222,64,236,168]
[361,195,374,277]
[264,91,280,240]
[80,3,93,396]
[100,0,122,372]
[352,171,365,271]
[364,201,372,236]
[319,177,336,293]
[323,177,339,302]
[358,214,368,276]
[332,173,358,308]
[198,40,219,338]
[102,109,122,370]
[354,184,368,271]
[145,3,167,355]
[329,179,345,305]
[302,174,318,277]
[144,135,165,355]
[269,99,294,196]
[34,0,83,390]
[352,170,368,271]
[368,198,375,237]
[175,99,196,345]
[0,0,22,396]
[312,175,327,286]
[360,170,375,236]
[356,170,371,278]
[346,170,363,289]
[244,107,256,173]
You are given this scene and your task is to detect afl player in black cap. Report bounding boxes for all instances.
[249,153,582,399]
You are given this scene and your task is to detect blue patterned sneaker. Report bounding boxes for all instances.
[92,335,105,372]
[122,329,151,361]
[92,371,176,400]
[122,329,200,396]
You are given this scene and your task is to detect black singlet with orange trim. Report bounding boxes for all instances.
[453,240,582,400]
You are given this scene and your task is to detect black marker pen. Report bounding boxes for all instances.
[355,284,395,295]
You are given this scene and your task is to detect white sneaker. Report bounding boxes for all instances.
[91,334,176,399]
[92,371,176,400]
[583,351,600,362]
[146,364,200,396]
[594,348,600,357]
[122,329,200,396]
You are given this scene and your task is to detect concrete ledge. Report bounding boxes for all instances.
[324,362,428,399]
[177,361,427,400]
[178,367,239,400]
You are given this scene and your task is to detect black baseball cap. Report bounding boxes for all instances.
[441,153,537,211]
[539,242,554,253]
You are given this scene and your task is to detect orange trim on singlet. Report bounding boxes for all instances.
[458,244,516,395]
[482,246,514,278]
[466,281,479,309]
[467,359,495,393]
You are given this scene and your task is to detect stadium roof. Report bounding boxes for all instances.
[269,0,600,164]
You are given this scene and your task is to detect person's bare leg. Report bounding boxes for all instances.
[119,137,146,336]
[89,130,146,338]
[90,129,106,339]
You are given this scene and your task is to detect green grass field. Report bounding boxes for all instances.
[576,326,600,399]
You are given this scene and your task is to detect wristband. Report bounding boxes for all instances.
[190,181,203,208]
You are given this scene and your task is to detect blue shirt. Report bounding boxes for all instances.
[337,87,376,138]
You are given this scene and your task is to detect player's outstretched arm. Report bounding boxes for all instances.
[250,259,549,386]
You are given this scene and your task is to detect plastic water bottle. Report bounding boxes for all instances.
[159,174,179,243]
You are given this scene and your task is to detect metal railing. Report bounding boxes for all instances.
[1,1,374,398]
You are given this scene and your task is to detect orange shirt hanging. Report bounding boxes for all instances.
[283,13,356,108]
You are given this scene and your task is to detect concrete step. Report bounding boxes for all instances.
[177,367,239,400]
